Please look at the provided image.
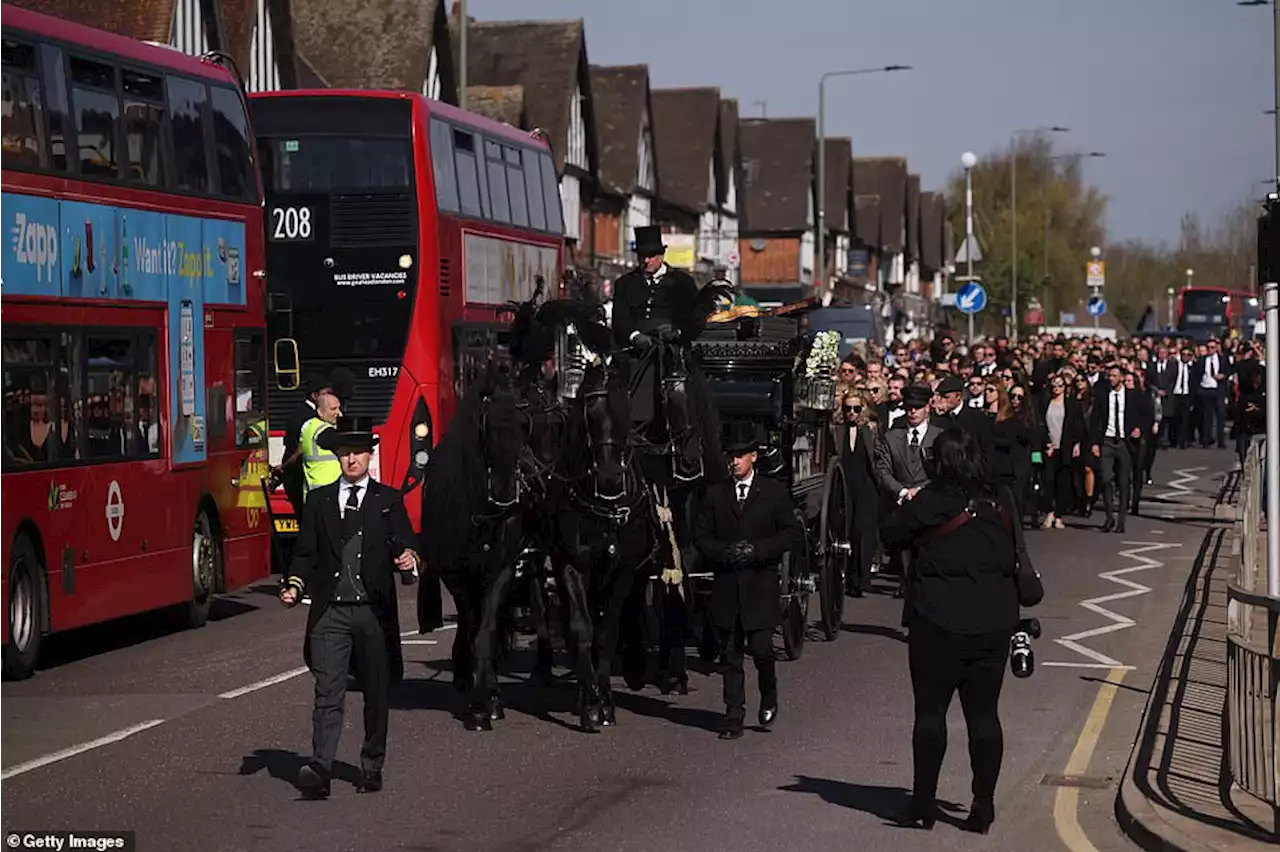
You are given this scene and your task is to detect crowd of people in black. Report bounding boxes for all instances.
[825,327,1264,833]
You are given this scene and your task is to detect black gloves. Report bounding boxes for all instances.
[655,325,681,343]
[726,540,756,567]
[632,331,654,350]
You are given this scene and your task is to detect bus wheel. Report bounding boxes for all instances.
[186,511,221,629]
[3,535,44,681]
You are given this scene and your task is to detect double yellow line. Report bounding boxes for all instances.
[1053,667,1128,851]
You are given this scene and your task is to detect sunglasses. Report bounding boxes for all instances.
[1011,392,1025,399]
[844,405,862,414]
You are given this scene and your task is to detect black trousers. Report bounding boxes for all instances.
[309,604,390,773]
[908,616,1010,808]
[1040,450,1075,516]
[1198,389,1226,448]
[719,617,776,725]
[1169,395,1192,448]
[1098,438,1133,524]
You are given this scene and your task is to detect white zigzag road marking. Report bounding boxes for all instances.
[1042,541,1182,670]
[1154,466,1206,502]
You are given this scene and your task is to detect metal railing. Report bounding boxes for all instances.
[1227,435,1280,835]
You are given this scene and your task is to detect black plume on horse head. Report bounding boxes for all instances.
[535,299,614,356]
[505,275,557,366]
[419,363,524,568]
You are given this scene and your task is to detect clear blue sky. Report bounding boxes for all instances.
[470,0,1273,246]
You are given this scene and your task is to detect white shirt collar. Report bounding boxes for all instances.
[649,263,668,283]
[341,474,370,492]
[734,471,755,493]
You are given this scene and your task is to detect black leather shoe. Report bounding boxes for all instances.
[758,701,777,729]
[892,799,936,830]
[296,763,330,800]
[718,725,744,740]
[1101,518,1115,533]
[1115,521,1126,534]
[356,771,382,793]
[959,803,994,834]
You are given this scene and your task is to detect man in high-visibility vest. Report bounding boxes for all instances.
[298,390,343,503]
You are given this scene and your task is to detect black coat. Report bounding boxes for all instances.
[287,479,415,682]
[1040,394,1088,457]
[881,485,1021,635]
[610,265,706,348]
[694,474,801,631]
[838,423,881,535]
[1087,388,1154,448]
[932,404,994,455]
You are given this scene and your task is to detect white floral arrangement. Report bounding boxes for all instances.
[802,330,841,379]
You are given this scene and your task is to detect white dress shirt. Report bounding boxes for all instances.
[338,474,370,518]
[1105,389,1125,438]
[1200,354,1220,390]
[734,470,756,503]
[1174,360,1191,395]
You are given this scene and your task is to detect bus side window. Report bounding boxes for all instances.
[135,336,158,455]
[539,151,563,234]
[485,139,510,223]
[523,148,547,231]
[452,128,482,218]
[429,118,459,212]
[210,85,256,201]
[1,335,56,469]
[39,43,71,172]
[166,75,210,193]
[68,55,120,179]
[122,69,165,187]
[1,38,48,171]
[234,332,267,449]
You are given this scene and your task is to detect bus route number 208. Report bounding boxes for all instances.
[368,366,399,378]
[269,206,313,242]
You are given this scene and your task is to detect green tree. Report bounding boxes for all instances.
[946,134,1108,334]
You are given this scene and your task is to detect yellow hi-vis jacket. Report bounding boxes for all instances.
[300,416,341,502]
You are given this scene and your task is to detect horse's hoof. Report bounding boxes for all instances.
[580,706,602,733]
[601,705,616,727]
[464,713,493,732]
[488,701,505,721]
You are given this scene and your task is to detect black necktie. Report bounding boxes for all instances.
[910,427,922,465]
[1112,392,1120,436]
[737,482,748,505]
[345,484,361,517]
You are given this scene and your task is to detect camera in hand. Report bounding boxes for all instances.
[1010,617,1041,679]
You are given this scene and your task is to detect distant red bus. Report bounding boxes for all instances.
[1,6,271,679]
[246,90,564,542]
[1177,286,1260,340]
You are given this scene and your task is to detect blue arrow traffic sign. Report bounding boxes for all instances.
[1087,295,1106,317]
[956,282,987,315]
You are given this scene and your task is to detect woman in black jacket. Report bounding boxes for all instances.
[837,388,881,596]
[882,429,1022,834]
[1039,372,1087,528]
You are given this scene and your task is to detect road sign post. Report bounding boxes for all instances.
[1086,257,1106,331]
[955,280,987,343]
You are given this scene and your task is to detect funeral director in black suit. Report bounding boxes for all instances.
[279,417,420,799]
[610,225,705,353]
[694,425,801,740]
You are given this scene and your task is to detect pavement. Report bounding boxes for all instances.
[1114,468,1279,851]
[0,447,1249,852]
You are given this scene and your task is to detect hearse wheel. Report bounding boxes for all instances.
[3,534,44,681]
[818,460,851,641]
[186,510,222,629]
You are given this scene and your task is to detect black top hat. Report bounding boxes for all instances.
[902,384,933,408]
[633,225,666,258]
[724,421,763,456]
[318,416,379,453]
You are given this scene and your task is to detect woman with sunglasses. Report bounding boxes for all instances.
[837,389,881,597]
[1073,376,1098,516]
[986,382,1033,520]
[1040,373,1087,529]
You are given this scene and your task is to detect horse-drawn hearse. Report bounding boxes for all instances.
[663,298,854,662]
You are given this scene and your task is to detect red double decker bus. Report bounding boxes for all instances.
[246,91,564,543]
[1,6,271,679]
[1176,286,1261,340]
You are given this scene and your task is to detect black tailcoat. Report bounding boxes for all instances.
[288,479,413,682]
[610,265,707,348]
[693,474,801,631]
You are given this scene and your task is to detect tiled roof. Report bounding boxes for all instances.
[9,0,174,42]
[465,85,526,127]
[920,191,944,272]
[458,17,592,174]
[651,87,722,215]
[291,0,452,95]
[853,194,881,247]
[589,65,650,197]
[906,173,921,261]
[719,98,739,209]
[821,137,852,233]
[852,156,908,252]
[738,117,815,233]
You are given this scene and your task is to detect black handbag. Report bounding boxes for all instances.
[1001,486,1044,607]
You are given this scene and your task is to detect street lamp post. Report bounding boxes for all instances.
[962,150,978,343]
[1186,267,1195,290]
[1239,0,1280,191]
[1009,126,1068,341]
[816,65,911,294]
[1166,287,1176,328]
[1041,151,1105,321]
[458,0,467,110]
